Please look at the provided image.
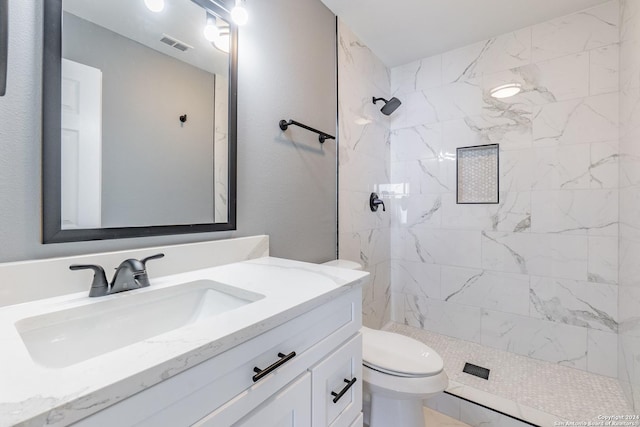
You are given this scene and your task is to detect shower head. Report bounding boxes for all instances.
[372,96,402,116]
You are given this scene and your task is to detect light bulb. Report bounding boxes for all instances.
[231,1,248,25]
[212,28,230,54]
[203,13,218,42]
[203,24,218,42]
[144,0,164,13]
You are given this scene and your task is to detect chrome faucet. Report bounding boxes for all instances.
[70,253,165,297]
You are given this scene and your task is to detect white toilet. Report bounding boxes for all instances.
[361,326,448,427]
[322,260,449,427]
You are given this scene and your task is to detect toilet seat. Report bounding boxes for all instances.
[361,327,443,377]
[363,363,449,399]
[363,362,437,378]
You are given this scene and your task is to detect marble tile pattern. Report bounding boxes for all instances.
[337,21,391,329]
[389,0,621,377]
[619,0,640,412]
[386,322,633,424]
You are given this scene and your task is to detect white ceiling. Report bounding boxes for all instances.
[320,0,611,67]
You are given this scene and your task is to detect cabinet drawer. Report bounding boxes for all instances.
[311,334,362,427]
[195,373,312,427]
[73,288,361,427]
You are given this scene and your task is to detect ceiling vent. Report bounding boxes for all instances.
[160,34,193,52]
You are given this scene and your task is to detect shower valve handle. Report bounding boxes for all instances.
[370,193,385,212]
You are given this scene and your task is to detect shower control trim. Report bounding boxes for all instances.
[370,193,386,212]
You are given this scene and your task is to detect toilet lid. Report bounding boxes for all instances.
[361,327,443,377]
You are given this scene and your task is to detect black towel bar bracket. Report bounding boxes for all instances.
[0,0,8,97]
[279,119,335,144]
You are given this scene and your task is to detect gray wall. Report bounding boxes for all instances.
[0,0,336,263]
[63,13,215,227]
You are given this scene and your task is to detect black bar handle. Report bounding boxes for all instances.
[331,378,357,404]
[279,119,335,144]
[252,351,296,382]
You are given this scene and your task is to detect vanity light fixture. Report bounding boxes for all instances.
[231,0,248,26]
[144,0,165,13]
[202,12,229,53]
[203,13,219,42]
[489,83,522,99]
[212,26,230,53]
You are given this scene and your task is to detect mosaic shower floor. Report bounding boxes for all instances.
[384,322,633,425]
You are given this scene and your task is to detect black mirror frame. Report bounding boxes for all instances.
[42,0,238,243]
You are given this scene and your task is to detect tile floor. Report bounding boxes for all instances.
[424,407,471,426]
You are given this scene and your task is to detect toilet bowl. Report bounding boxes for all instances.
[322,259,448,427]
[361,326,448,427]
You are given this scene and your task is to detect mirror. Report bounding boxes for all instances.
[42,0,237,243]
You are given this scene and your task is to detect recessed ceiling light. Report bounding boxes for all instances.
[490,83,522,99]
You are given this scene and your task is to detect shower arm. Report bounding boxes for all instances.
[279,119,335,144]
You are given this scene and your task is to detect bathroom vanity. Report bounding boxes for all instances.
[0,246,367,427]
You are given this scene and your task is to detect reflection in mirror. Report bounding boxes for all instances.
[61,0,228,229]
[43,0,236,242]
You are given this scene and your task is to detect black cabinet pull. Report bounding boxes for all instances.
[331,378,357,403]
[252,351,296,382]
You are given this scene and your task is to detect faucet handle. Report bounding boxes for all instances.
[70,264,109,297]
[140,253,165,268]
[130,253,165,289]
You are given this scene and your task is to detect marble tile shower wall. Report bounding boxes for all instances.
[619,0,640,410]
[337,21,391,328]
[389,0,620,378]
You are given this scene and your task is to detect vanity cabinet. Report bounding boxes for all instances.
[310,334,362,427]
[72,287,363,427]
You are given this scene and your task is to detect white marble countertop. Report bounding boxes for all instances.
[0,257,368,427]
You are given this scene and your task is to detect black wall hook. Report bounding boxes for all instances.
[179,114,188,123]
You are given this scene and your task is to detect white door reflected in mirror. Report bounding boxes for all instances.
[61,58,102,230]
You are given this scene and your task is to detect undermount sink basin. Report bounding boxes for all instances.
[15,280,264,369]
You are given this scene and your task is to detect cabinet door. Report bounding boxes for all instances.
[349,413,363,427]
[311,334,362,427]
[236,373,311,427]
